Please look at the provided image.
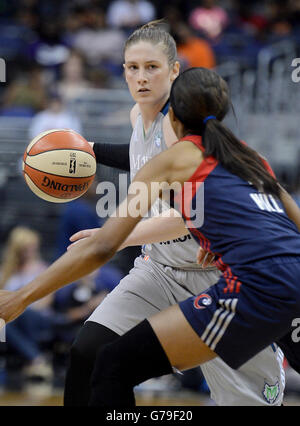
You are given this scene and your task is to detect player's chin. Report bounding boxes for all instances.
[135,92,157,104]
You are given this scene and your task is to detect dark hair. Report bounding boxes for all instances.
[124,20,177,66]
[170,67,280,197]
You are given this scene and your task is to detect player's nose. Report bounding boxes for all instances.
[137,68,148,84]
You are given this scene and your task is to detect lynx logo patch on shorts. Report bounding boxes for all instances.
[262,381,279,404]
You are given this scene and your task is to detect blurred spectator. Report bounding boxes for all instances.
[0,227,57,379]
[71,6,126,75]
[54,269,123,332]
[106,0,156,30]
[51,268,123,369]
[26,20,70,76]
[15,0,40,33]
[266,0,293,39]
[1,66,47,117]
[28,92,82,140]
[0,227,47,295]
[288,0,300,28]
[189,0,229,41]
[173,22,216,69]
[57,51,90,103]
[235,2,269,36]
[0,0,19,18]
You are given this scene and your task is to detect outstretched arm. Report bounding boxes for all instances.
[68,210,189,251]
[0,142,201,323]
[91,142,130,171]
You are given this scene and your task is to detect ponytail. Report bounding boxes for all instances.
[202,119,280,197]
[170,67,280,198]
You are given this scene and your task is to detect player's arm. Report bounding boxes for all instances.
[68,211,190,251]
[88,141,130,170]
[279,185,300,232]
[0,143,200,323]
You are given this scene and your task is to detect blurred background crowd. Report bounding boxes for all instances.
[0,0,300,404]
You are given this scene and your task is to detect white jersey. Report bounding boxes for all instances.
[129,110,209,270]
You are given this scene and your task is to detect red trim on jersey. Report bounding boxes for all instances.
[176,135,218,182]
[174,135,218,238]
[190,226,211,252]
[261,158,276,178]
[214,257,242,294]
[175,135,245,294]
[223,267,242,294]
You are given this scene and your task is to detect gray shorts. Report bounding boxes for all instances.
[88,256,285,406]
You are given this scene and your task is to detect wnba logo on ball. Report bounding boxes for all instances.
[0,58,6,83]
[69,159,76,174]
[193,294,212,310]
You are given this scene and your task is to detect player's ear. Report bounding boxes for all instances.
[170,61,180,82]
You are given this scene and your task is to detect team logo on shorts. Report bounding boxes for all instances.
[262,381,280,404]
[193,294,212,310]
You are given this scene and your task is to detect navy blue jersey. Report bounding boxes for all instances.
[175,135,300,281]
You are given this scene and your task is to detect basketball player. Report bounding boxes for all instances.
[66,23,285,406]
[83,66,300,406]
[0,26,287,406]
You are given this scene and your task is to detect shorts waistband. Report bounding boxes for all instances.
[143,255,218,272]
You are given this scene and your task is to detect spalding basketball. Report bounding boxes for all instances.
[23,129,96,203]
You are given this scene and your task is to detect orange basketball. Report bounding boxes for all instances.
[23,129,97,203]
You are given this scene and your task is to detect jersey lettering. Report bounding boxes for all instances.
[131,154,150,172]
[160,234,192,245]
[250,193,284,213]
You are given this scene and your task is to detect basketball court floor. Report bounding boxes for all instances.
[0,386,299,406]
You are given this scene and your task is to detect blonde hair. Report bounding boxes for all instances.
[124,19,178,66]
[0,227,40,289]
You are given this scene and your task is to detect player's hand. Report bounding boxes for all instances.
[0,290,27,324]
[197,248,215,268]
[68,228,100,250]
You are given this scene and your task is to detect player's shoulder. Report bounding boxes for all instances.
[164,139,203,172]
[130,104,141,128]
